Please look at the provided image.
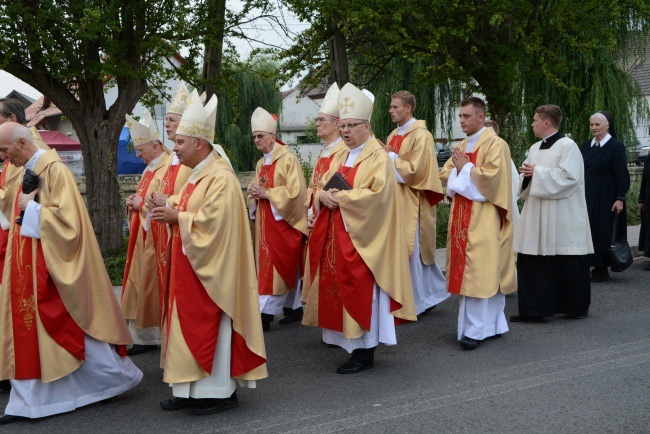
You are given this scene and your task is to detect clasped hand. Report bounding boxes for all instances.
[248,183,268,200]
[320,188,340,210]
[520,162,536,178]
[451,147,470,170]
[150,206,179,224]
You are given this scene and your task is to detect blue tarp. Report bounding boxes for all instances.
[117,127,146,175]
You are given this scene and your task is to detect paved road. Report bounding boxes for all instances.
[2,258,649,433]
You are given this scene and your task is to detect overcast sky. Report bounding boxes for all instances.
[0,0,308,100]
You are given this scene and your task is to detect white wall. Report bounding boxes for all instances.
[634,95,650,147]
[279,88,321,144]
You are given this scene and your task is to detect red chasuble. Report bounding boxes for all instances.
[168,182,265,377]
[120,170,155,297]
[151,164,182,326]
[10,186,85,379]
[447,151,479,294]
[308,165,375,332]
[257,161,303,295]
[388,133,443,207]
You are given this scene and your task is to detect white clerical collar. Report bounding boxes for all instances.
[542,131,559,142]
[263,143,277,164]
[188,151,216,183]
[171,154,180,165]
[322,136,342,150]
[397,117,416,136]
[591,134,611,147]
[467,127,487,143]
[147,152,166,171]
[344,140,368,167]
[25,148,47,171]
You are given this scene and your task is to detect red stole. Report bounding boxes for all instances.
[310,155,335,213]
[151,163,182,327]
[309,164,376,332]
[256,161,303,295]
[447,152,479,294]
[168,182,265,377]
[10,186,85,379]
[120,170,155,295]
[388,133,443,206]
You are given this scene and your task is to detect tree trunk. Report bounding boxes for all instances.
[202,0,227,99]
[328,12,350,88]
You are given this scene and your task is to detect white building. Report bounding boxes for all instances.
[630,42,650,147]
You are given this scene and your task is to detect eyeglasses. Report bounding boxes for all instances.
[252,133,272,140]
[134,142,155,154]
[337,122,367,130]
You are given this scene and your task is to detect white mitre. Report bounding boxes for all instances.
[320,83,340,118]
[251,107,277,134]
[125,108,161,147]
[176,89,217,143]
[168,81,192,116]
[338,83,374,121]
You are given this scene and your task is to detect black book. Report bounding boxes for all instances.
[323,172,351,191]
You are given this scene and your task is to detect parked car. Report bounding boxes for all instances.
[630,142,649,166]
[436,142,451,166]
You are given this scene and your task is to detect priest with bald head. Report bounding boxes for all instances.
[0,122,142,425]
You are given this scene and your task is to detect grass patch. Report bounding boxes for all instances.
[627,178,642,226]
[104,237,128,285]
[436,204,449,249]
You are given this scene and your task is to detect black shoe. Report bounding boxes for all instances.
[567,309,589,319]
[590,268,610,282]
[336,359,374,374]
[160,397,195,410]
[322,341,338,348]
[510,314,544,323]
[0,414,27,425]
[0,380,11,391]
[261,313,273,332]
[643,262,650,271]
[419,305,436,316]
[191,392,239,415]
[459,335,479,350]
[127,344,158,356]
[278,307,303,325]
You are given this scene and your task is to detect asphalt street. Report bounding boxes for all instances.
[1,258,649,433]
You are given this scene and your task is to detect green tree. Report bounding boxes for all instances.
[281,0,650,160]
[0,0,287,251]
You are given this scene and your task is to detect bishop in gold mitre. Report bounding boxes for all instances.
[384,90,449,315]
[0,122,142,425]
[247,107,308,331]
[302,83,416,374]
[121,107,172,356]
[439,97,517,350]
[150,89,267,415]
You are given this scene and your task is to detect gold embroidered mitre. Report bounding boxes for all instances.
[176,89,217,143]
[251,107,277,134]
[320,82,340,118]
[125,107,160,146]
[338,83,374,121]
[168,81,192,115]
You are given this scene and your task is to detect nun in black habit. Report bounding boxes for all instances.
[580,110,630,281]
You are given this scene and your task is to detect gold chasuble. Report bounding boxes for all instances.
[0,150,132,383]
[303,138,417,337]
[386,120,444,264]
[248,144,308,296]
[121,153,171,329]
[164,154,267,383]
[439,128,517,298]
